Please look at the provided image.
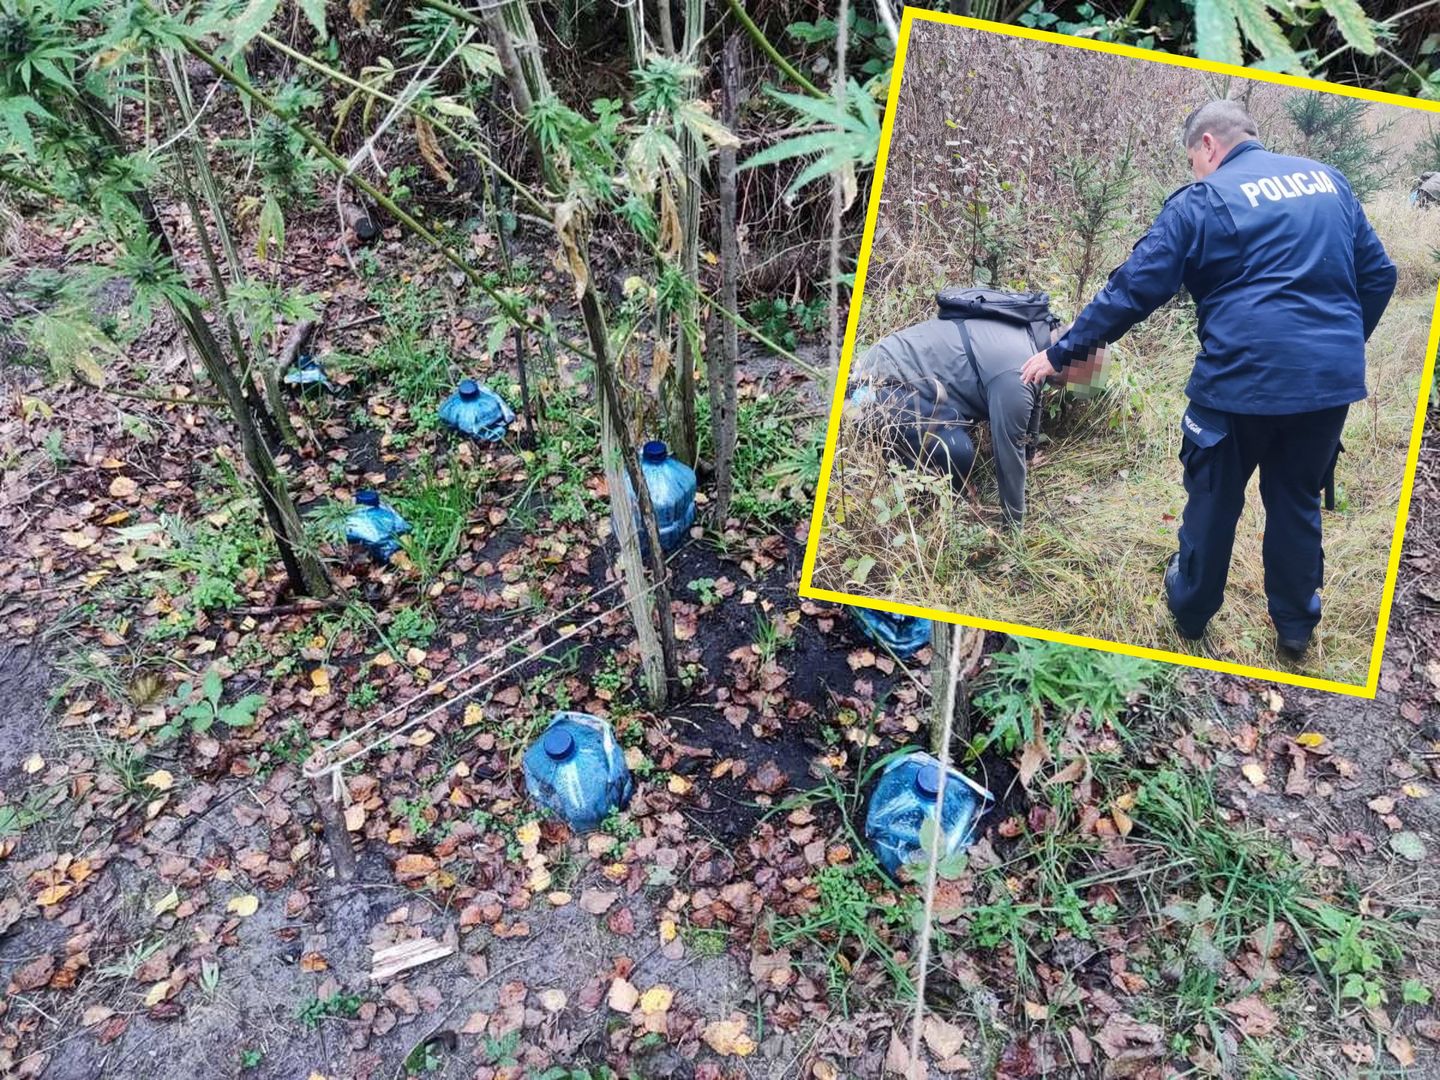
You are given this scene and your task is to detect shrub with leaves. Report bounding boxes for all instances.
[161,669,266,742]
[973,638,1164,753]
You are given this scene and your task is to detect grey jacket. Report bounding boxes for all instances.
[852,317,1040,524]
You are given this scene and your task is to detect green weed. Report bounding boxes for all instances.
[160,669,265,742]
[296,991,366,1029]
[973,638,1166,754]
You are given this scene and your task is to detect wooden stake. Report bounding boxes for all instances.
[306,750,357,882]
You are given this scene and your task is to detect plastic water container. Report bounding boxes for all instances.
[345,490,412,563]
[864,751,993,879]
[624,440,696,553]
[852,608,932,659]
[283,353,334,391]
[522,712,633,831]
[438,379,515,442]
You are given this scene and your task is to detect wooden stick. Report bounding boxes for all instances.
[305,750,357,882]
[278,319,318,370]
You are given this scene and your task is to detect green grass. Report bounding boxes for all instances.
[813,190,1439,685]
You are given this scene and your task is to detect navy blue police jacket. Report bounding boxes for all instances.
[1045,140,1397,416]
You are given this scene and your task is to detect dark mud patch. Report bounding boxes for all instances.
[0,645,54,787]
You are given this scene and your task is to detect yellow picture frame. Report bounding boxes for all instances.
[797,6,1440,699]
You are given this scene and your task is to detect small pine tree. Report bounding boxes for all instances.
[1283,92,1396,202]
[1409,121,1440,175]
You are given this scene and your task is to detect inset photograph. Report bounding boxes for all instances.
[801,12,1440,695]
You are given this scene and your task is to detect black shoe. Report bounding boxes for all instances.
[1164,554,1206,641]
[1277,634,1311,662]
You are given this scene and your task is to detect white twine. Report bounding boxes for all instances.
[907,626,974,1074]
[304,532,695,782]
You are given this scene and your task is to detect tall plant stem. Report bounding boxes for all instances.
[721,0,825,99]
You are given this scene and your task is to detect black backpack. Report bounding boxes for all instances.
[935,286,1060,357]
[936,286,1060,460]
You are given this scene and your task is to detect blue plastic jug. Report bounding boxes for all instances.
[522,712,633,831]
[852,608,932,659]
[438,379,515,442]
[864,751,993,879]
[345,490,412,563]
[283,353,335,391]
[622,440,696,554]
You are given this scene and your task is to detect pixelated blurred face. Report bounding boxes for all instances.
[1065,344,1109,387]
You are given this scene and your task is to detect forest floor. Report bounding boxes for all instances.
[808,190,1440,689]
[3,203,1440,1080]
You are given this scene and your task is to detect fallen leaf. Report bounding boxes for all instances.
[144,769,174,791]
[702,1016,756,1057]
[152,888,179,916]
[226,894,259,917]
[607,977,639,1012]
[395,853,438,880]
[1386,1032,1416,1067]
[22,753,44,775]
[1295,732,1325,748]
[109,475,138,498]
[1241,762,1267,788]
[1391,831,1427,862]
[579,889,618,915]
[639,985,673,1014]
[539,988,567,1013]
[1017,737,1050,789]
[749,759,789,795]
[34,883,72,907]
[11,954,55,991]
[667,774,693,795]
[143,981,170,1007]
[1223,996,1278,1037]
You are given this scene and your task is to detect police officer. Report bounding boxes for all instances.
[1019,100,1397,661]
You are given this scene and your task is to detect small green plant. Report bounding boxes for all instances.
[239,1048,263,1070]
[160,669,265,742]
[771,852,917,1005]
[481,1029,521,1067]
[687,577,722,607]
[681,924,730,958]
[600,808,640,842]
[296,991,366,1029]
[395,796,434,839]
[973,639,1164,754]
[387,605,437,649]
[751,611,789,666]
[346,681,379,709]
[1313,905,1394,1007]
[1402,978,1432,1005]
[403,1038,448,1073]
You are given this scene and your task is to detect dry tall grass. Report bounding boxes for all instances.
[814,188,1439,685]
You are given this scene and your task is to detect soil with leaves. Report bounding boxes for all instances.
[2,202,1439,1080]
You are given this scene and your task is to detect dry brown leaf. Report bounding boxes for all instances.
[606,977,638,1013]
[702,1016,756,1057]
[1222,996,1278,1037]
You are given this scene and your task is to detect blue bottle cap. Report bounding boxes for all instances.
[458,379,480,400]
[543,728,575,760]
[914,764,942,799]
[642,440,668,463]
[356,489,380,507]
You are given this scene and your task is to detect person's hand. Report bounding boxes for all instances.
[1020,349,1058,386]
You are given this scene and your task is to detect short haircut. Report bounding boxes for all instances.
[1181,100,1260,149]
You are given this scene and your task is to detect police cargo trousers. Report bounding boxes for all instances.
[1167,402,1349,642]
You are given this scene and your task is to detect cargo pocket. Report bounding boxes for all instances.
[1178,406,1227,495]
